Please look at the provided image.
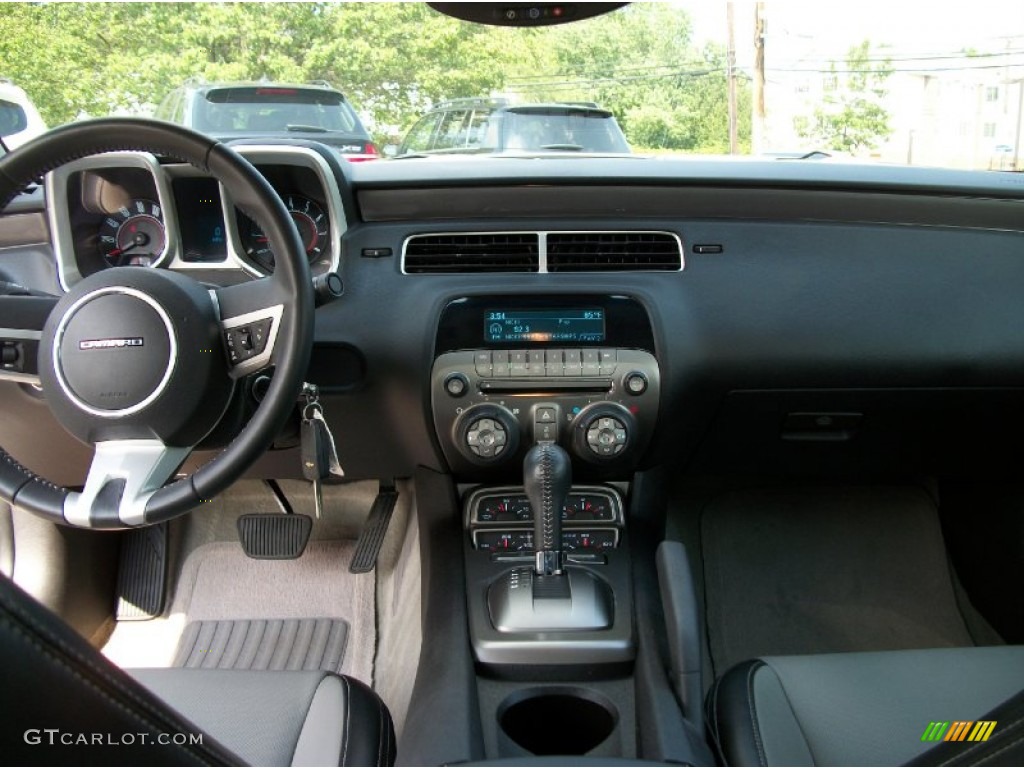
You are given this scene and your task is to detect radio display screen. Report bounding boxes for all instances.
[485,308,605,343]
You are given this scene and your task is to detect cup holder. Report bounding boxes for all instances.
[498,686,618,756]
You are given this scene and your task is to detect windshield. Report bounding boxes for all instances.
[0,1,1021,170]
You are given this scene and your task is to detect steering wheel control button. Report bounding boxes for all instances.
[224,317,272,365]
[444,372,470,397]
[624,371,648,395]
[57,290,173,413]
[1,342,20,368]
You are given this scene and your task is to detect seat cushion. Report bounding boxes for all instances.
[706,646,1024,766]
[131,668,394,767]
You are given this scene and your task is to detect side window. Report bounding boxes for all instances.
[154,90,180,122]
[465,109,496,150]
[432,109,469,150]
[401,113,441,154]
[172,92,186,124]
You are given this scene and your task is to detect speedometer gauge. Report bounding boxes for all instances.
[97,199,165,267]
[240,194,329,273]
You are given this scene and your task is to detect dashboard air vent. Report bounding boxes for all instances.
[404,233,539,273]
[547,231,682,272]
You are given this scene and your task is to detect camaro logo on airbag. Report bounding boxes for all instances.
[78,337,144,350]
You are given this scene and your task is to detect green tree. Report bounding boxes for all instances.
[794,40,893,153]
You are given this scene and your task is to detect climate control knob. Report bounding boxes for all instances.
[572,402,638,463]
[453,403,520,465]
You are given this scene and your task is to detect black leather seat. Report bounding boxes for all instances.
[707,646,1024,766]
[0,573,395,766]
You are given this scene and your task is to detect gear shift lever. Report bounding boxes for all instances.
[524,443,571,576]
[486,439,612,633]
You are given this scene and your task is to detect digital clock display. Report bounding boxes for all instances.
[485,308,605,343]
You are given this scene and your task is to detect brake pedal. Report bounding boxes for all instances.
[237,513,312,560]
[349,482,399,573]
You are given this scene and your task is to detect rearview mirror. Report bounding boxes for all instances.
[428,2,628,27]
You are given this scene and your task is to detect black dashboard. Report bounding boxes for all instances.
[4,145,1024,487]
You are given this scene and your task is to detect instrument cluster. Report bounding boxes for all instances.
[48,146,343,290]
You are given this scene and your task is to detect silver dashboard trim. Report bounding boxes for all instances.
[47,152,177,291]
[216,145,346,278]
[47,145,345,288]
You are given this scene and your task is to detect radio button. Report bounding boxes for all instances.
[599,349,617,375]
[492,350,510,377]
[474,351,493,377]
[564,349,582,376]
[510,350,528,376]
[527,350,545,375]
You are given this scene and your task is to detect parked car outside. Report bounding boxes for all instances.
[396,97,631,156]
[155,79,379,161]
[0,78,46,150]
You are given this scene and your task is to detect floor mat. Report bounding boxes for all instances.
[174,618,348,671]
[103,540,375,683]
[701,486,975,676]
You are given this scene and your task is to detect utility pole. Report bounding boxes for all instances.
[753,2,766,154]
[727,2,737,154]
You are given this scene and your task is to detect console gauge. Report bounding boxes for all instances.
[476,495,532,522]
[97,199,165,267]
[475,530,535,553]
[561,529,617,552]
[562,494,615,522]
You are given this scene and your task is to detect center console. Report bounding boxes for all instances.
[429,294,660,758]
[430,295,660,478]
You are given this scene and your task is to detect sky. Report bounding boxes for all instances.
[680,0,1024,67]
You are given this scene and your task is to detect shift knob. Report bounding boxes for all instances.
[524,443,571,575]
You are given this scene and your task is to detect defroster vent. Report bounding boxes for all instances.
[403,233,540,273]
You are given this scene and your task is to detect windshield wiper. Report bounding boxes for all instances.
[540,143,584,151]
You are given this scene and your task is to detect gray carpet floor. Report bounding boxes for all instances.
[103,539,376,682]
[701,485,980,675]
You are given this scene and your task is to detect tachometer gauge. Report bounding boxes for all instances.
[97,199,166,267]
[241,194,329,272]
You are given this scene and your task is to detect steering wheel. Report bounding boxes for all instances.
[0,118,314,528]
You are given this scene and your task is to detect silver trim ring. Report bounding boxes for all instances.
[52,286,178,418]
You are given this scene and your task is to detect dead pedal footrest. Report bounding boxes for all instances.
[116,522,168,620]
[237,513,312,560]
[349,485,399,573]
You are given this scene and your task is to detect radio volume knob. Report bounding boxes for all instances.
[623,371,648,395]
[444,372,469,397]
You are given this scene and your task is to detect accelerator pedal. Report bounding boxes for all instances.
[116,523,168,620]
[237,513,312,560]
[349,481,399,573]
